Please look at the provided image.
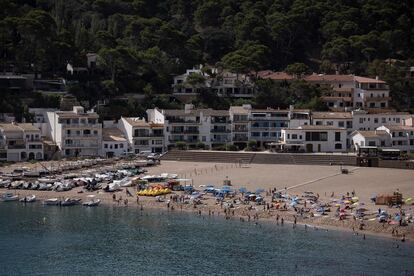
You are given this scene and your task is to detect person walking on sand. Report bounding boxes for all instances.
[113,194,116,202]
[281,217,284,226]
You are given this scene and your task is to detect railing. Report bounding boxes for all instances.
[65,134,99,138]
[232,128,248,132]
[167,120,200,124]
[64,143,99,148]
[8,145,26,149]
[211,129,231,133]
[233,137,248,141]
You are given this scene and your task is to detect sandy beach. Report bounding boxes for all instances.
[2,160,414,241]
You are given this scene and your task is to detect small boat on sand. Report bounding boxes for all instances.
[83,195,101,207]
[43,198,60,206]
[19,195,36,203]
[61,198,81,206]
[1,193,19,202]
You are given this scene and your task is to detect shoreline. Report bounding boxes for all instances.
[2,187,412,243]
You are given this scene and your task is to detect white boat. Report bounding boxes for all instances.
[107,181,121,192]
[20,195,36,203]
[118,177,133,187]
[61,198,81,206]
[83,195,100,207]
[38,177,58,184]
[43,198,60,206]
[1,193,19,202]
[0,179,11,188]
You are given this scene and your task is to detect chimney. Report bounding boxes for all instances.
[376,76,379,80]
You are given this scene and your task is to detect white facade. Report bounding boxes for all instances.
[172,67,255,98]
[350,130,392,150]
[46,106,102,157]
[280,126,347,152]
[377,125,414,152]
[0,123,43,162]
[119,117,165,154]
[102,128,128,158]
[352,110,411,131]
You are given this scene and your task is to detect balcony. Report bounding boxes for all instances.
[364,96,391,102]
[233,136,248,142]
[65,133,99,138]
[62,124,101,129]
[211,129,230,133]
[167,119,200,124]
[26,138,42,142]
[7,144,26,149]
[171,130,199,134]
[64,143,99,148]
[232,128,248,132]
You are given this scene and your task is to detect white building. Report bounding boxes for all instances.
[0,123,43,161]
[118,117,165,154]
[376,125,414,152]
[172,67,255,98]
[46,106,102,157]
[102,128,128,158]
[280,125,347,152]
[352,110,411,131]
[350,130,391,150]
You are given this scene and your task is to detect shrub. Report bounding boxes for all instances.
[226,144,238,151]
[175,141,187,150]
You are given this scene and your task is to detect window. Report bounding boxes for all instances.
[115,144,118,149]
[359,118,363,124]
[305,132,328,141]
[335,132,341,142]
[335,143,342,149]
[382,118,386,123]
[396,118,400,123]
[374,118,378,124]
[83,130,91,135]
[120,144,124,148]
[327,121,333,126]
[368,141,376,146]
[104,144,108,149]
[338,121,344,127]
[292,134,297,139]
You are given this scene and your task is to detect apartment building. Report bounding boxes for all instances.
[46,106,102,157]
[229,106,250,148]
[205,109,231,148]
[377,125,414,152]
[354,77,390,109]
[311,112,353,147]
[304,74,355,110]
[0,123,43,161]
[118,117,164,154]
[280,125,347,153]
[352,110,411,131]
[172,67,255,98]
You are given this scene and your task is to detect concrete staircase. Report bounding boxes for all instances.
[161,150,357,166]
[161,150,254,164]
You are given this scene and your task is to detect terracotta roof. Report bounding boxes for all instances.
[17,123,40,132]
[0,124,22,132]
[260,71,295,81]
[312,112,352,119]
[284,125,346,131]
[299,125,346,130]
[229,106,250,114]
[352,130,389,138]
[163,109,200,117]
[56,112,99,118]
[201,109,229,117]
[102,128,127,142]
[123,117,150,127]
[382,125,414,131]
[354,76,386,84]
[304,74,354,82]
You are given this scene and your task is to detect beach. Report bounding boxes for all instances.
[2,160,414,241]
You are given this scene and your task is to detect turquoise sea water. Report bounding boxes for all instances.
[0,203,413,276]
